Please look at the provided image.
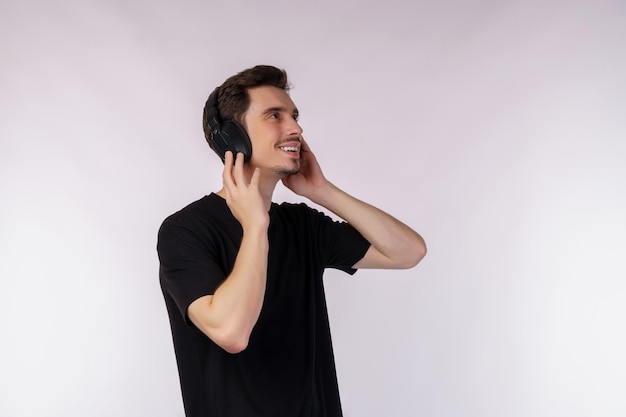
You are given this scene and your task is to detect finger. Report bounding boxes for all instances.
[250,167,261,188]
[222,151,235,188]
[233,152,247,185]
[224,150,234,166]
[300,136,310,151]
[224,150,235,173]
[299,138,314,160]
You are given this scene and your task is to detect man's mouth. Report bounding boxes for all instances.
[279,146,299,152]
[278,141,301,155]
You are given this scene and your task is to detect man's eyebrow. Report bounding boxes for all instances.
[262,106,299,117]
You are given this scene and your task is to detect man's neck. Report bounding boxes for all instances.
[215,169,279,212]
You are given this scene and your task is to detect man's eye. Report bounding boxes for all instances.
[270,113,279,119]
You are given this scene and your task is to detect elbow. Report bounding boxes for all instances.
[211,327,251,354]
[188,297,254,354]
[221,340,249,355]
[403,240,427,269]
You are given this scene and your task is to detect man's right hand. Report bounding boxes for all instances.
[222,151,269,231]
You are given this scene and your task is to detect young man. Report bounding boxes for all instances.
[158,65,426,417]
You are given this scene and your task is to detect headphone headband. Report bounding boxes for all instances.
[205,88,221,139]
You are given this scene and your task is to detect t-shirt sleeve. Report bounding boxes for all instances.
[157,215,227,323]
[312,208,371,275]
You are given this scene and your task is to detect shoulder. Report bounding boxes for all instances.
[270,201,350,238]
[272,201,329,222]
[160,194,229,230]
[158,194,236,250]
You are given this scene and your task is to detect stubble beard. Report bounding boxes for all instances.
[276,160,301,177]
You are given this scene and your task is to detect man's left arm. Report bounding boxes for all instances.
[282,138,426,269]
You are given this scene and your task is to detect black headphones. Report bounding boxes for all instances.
[203,87,252,163]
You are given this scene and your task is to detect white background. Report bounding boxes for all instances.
[1,1,625,416]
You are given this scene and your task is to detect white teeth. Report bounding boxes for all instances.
[280,146,298,152]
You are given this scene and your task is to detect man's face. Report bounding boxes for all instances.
[243,86,303,177]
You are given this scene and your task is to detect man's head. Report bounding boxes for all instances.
[203,65,303,178]
[203,66,290,159]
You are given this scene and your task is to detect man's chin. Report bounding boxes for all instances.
[276,162,300,177]
[280,167,300,177]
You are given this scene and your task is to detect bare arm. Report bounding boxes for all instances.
[188,152,270,354]
[311,183,426,269]
[282,139,426,269]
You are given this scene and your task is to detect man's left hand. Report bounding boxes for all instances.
[281,137,329,199]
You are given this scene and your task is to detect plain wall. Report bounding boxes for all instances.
[1,0,625,416]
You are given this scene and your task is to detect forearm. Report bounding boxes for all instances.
[188,226,268,353]
[311,182,426,269]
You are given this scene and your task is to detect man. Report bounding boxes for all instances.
[158,65,426,417]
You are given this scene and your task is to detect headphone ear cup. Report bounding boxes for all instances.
[203,87,252,163]
[208,129,229,161]
[220,121,252,162]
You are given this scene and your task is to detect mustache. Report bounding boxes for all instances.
[276,137,301,146]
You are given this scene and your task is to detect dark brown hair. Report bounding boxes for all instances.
[202,65,290,141]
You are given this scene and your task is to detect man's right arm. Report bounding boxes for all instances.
[187,226,267,354]
[187,152,270,354]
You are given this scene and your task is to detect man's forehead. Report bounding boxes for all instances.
[247,86,297,113]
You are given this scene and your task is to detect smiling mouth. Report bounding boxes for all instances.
[279,146,299,153]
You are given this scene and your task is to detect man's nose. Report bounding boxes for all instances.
[287,119,303,136]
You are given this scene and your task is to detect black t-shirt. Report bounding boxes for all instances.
[157,193,370,417]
